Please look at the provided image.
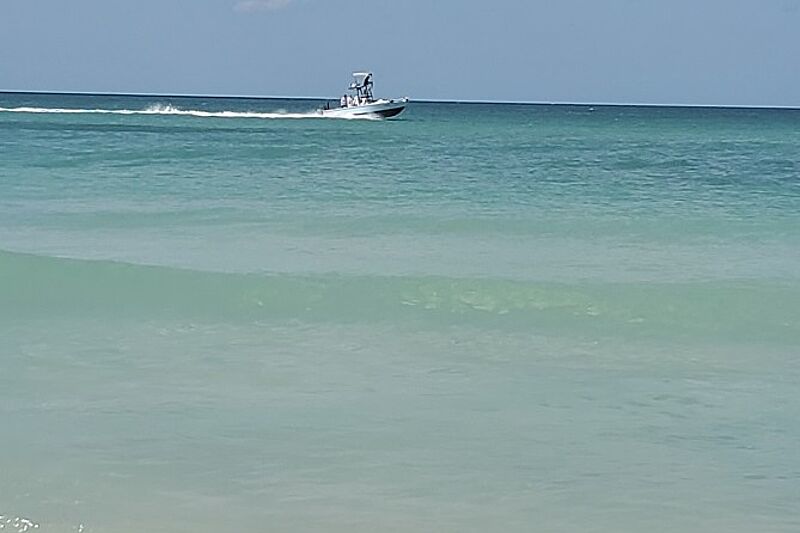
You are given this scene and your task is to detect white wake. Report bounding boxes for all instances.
[0,103,374,120]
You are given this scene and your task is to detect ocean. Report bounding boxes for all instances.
[1,92,799,532]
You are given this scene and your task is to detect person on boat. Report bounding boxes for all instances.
[340,94,347,108]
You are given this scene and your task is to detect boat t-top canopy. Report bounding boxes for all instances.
[347,71,374,100]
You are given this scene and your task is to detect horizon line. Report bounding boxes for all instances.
[1,89,799,111]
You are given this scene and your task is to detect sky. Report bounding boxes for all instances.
[1,0,798,106]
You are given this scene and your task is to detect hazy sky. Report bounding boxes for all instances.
[1,0,798,106]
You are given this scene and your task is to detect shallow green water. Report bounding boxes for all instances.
[1,93,799,532]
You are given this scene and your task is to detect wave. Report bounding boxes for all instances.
[0,104,375,120]
[1,250,797,343]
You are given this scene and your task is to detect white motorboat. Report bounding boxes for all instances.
[321,72,408,119]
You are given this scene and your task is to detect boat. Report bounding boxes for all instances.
[321,72,408,119]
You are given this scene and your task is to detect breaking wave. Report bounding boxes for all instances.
[0,104,375,120]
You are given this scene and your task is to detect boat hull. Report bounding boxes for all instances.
[322,98,408,119]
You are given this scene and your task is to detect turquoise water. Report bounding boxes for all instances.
[1,93,799,532]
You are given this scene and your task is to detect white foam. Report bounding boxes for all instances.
[0,104,374,120]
